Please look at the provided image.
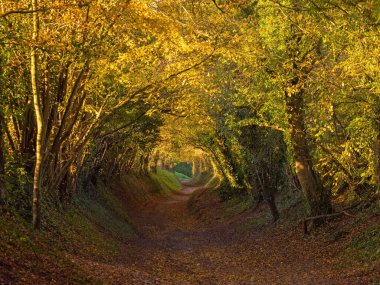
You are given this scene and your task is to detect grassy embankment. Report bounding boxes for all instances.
[149,168,182,194]
[0,169,181,284]
[174,171,191,181]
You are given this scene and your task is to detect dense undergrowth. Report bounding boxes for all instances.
[0,169,182,284]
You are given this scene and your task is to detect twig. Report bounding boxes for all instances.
[211,0,225,14]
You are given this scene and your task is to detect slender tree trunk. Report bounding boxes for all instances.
[31,0,43,229]
[254,167,279,221]
[153,157,159,173]
[192,159,199,177]
[373,136,380,186]
[0,110,6,210]
[373,114,380,187]
[21,104,36,165]
[142,153,150,174]
[285,88,332,216]
[169,159,175,173]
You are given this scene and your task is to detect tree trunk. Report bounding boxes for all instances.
[192,159,200,177]
[255,167,280,221]
[285,88,332,216]
[281,2,332,217]
[266,194,279,222]
[153,157,158,173]
[0,110,6,210]
[31,0,43,230]
[373,116,380,186]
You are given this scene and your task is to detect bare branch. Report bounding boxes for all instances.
[1,9,45,18]
[100,110,149,138]
[211,0,225,14]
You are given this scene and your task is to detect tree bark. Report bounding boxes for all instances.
[31,0,43,230]
[285,88,332,216]
[254,166,280,221]
[373,115,380,186]
[0,109,6,210]
[283,2,332,217]
[266,194,280,222]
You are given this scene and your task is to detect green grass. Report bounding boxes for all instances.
[78,197,135,242]
[149,168,182,194]
[45,200,121,258]
[88,180,136,239]
[115,174,155,203]
[347,223,380,262]
[342,201,380,267]
[175,171,191,180]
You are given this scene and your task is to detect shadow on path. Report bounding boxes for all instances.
[77,184,365,285]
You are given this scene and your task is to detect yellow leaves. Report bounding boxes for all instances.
[145,108,157,117]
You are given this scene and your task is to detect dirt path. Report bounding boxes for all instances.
[78,185,370,285]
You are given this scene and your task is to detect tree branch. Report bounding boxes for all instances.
[100,110,149,138]
[211,0,225,14]
[103,50,216,120]
[1,9,46,18]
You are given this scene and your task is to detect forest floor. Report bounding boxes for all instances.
[73,184,380,285]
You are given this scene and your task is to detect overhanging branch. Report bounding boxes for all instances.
[103,50,216,120]
[1,9,46,18]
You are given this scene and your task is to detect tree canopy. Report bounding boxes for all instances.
[0,0,379,227]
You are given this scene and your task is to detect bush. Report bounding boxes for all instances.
[3,160,32,219]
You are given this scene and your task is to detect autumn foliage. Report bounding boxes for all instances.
[0,0,379,283]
